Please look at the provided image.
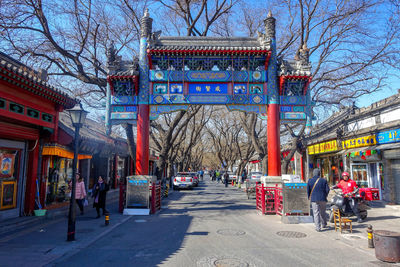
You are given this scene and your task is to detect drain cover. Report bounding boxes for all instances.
[217,229,246,236]
[214,258,249,267]
[276,231,307,238]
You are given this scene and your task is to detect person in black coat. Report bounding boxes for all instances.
[307,168,330,232]
[92,176,109,218]
[224,172,229,187]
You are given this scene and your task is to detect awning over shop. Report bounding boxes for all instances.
[375,142,400,150]
[42,145,92,160]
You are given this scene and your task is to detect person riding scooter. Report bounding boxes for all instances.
[331,171,363,223]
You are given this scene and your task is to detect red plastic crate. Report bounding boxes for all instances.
[359,187,380,201]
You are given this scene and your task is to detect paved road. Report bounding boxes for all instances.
[48,176,386,267]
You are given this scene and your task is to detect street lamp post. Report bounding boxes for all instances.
[66,103,88,241]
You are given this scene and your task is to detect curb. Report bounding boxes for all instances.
[44,215,133,266]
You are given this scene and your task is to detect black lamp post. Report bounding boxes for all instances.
[66,103,88,241]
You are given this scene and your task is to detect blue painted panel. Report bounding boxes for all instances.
[233,84,247,94]
[249,71,267,82]
[112,96,136,105]
[284,183,307,187]
[280,112,306,120]
[111,112,137,120]
[280,106,292,112]
[250,95,266,105]
[249,84,263,94]
[149,70,268,82]
[169,83,184,94]
[293,106,305,112]
[186,71,231,82]
[125,106,137,112]
[112,106,124,112]
[149,70,167,81]
[280,96,306,105]
[187,95,230,104]
[153,84,168,94]
[188,84,228,94]
[226,105,267,114]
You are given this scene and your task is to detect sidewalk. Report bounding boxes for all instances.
[298,203,400,265]
[0,189,120,236]
[0,189,129,267]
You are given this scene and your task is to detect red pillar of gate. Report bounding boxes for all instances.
[136,104,150,175]
[267,103,281,176]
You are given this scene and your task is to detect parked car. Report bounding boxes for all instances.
[249,171,262,181]
[173,172,195,190]
[221,172,237,183]
[189,172,199,186]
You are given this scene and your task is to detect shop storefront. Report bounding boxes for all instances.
[42,144,91,205]
[341,135,383,193]
[307,140,342,185]
[0,52,76,218]
[376,128,400,203]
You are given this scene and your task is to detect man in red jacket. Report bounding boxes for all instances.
[332,171,363,223]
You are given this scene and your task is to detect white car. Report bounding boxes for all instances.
[173,172,195,190]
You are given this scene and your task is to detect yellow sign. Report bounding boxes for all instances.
[342,135,376,149]
[308,140,338,155]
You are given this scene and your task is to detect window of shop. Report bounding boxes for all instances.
[351,163,368,187]
[45,157,73,204]
[0,148,21,210]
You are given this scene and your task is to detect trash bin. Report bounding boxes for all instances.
[374,230,400,263]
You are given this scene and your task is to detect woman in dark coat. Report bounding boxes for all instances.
[92,176,109,218]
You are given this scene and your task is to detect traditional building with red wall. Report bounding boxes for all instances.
[0,52,76,220]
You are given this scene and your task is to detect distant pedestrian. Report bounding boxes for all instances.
[92,176,109,218]
[75,173,87,215]
[216,170,221,183]
[307,168,330,232]
[224,172,229,187]
[241,169,247,183]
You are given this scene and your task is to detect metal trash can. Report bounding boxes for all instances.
[374,230,400,263]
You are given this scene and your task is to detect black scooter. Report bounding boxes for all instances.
[328,189,368,223]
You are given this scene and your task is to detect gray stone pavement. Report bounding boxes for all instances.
[0,178,399,267]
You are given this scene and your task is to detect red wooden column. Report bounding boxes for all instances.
[25,140,39,214]
[267,103,281,176]
[136,104,150,175]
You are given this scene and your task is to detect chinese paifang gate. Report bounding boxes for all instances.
[105,10,313,176]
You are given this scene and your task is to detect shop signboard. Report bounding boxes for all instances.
[376,127,400,144]
[308,140,338,155]
[342,135,376,149]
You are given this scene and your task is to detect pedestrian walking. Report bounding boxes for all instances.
[307,168,330,232]
[241,169,247,183]
[224,171,229,187]
[216,170,221,183]
[75,173,87,215]
[92,176,109,218]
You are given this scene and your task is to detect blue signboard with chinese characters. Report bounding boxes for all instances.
[376,128,400,144]
[188,84,228,94]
